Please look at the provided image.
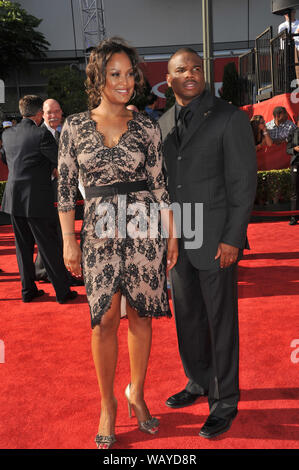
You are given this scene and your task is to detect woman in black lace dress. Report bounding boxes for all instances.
[57,38,178,448]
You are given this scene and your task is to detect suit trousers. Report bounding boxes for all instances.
[34,212,63,281]
[34,179,61,280]
[170,243,240,418]
[290,165,299,216]
[11,215,71,301]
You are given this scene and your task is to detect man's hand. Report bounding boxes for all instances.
[215,242,239,268]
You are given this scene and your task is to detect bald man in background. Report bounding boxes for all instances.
[35,99,84,286]
[42,99,63,141]
[41,99,63,186]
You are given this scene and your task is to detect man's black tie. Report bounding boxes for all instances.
[177,107,191,143]
[54,130,60,144]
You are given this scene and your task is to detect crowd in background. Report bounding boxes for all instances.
[2,100,299,227]
[250,106,299,225]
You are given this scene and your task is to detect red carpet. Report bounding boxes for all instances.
[0,220,298,449]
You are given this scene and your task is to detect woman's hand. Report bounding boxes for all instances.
[167,237,179,273]
[63,236,82,277]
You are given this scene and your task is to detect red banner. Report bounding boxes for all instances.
[0,160,8,182]
[140,57,239,109]
[242,93,299,170]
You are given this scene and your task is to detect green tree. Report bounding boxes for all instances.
[0,1,49,79]
[219,62,241,106]
[41,66,87,116]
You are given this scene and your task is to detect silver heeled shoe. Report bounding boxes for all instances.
[125,384,159,435]
[95,398,117,449]
[95,433,116,449]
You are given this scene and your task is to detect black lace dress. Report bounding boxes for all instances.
[58,111,172,328]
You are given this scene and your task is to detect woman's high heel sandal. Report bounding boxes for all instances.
[125,384,159,435]
[95,433,116,449]
[95,399,117,449]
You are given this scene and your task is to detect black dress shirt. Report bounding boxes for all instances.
[175,93,204,142]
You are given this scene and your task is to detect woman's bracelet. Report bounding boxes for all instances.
[63,232,76,236]
[263,131,268,136]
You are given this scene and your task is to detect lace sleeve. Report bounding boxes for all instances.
[145,120,170,206]
[57,117,79,212]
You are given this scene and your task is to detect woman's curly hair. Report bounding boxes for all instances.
[85,37,145,109]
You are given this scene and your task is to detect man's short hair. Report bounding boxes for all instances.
[273,106,287,118]
[168,47,201,71]
[19,95,43,117]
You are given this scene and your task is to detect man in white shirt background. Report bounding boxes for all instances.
[278,8,299,81]
[278,9,299,41]
[266,106,297,144]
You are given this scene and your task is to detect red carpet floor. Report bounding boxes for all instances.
[0,220,298,450]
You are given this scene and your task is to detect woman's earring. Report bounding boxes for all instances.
[130,90,136,102]
[98,86,104,104]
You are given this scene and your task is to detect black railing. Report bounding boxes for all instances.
[255,27,273,97]
[238,26,299,105]
[239,50,256,106]
[271,30,290,95]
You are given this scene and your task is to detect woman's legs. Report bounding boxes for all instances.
[91,292,121,437]
[126,300,153,422]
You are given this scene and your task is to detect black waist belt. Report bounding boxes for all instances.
[84,180,148,200]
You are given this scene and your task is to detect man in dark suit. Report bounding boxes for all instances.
[287,118,299,225]
[159,48,257,438]
[34,98,62,281]
[1,95,77,303]
[34,98,84,286]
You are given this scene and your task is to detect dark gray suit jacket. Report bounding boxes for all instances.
[1,118,58,217]
[159,90,257,270]
[287,127,299,166]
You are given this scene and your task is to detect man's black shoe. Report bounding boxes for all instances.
[166,389,206,408]
[57,290,78,304]
[199,410,238,439]
[69,276,84,286]
[36,276,50,283]
[23,289,45,303]
[289,217,297,225]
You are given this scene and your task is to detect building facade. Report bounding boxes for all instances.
[1,0,287,113]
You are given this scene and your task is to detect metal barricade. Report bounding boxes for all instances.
[271,30,289,95]
[237,26,299,105]
[239,49,256,105]
[255,27,273,99]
